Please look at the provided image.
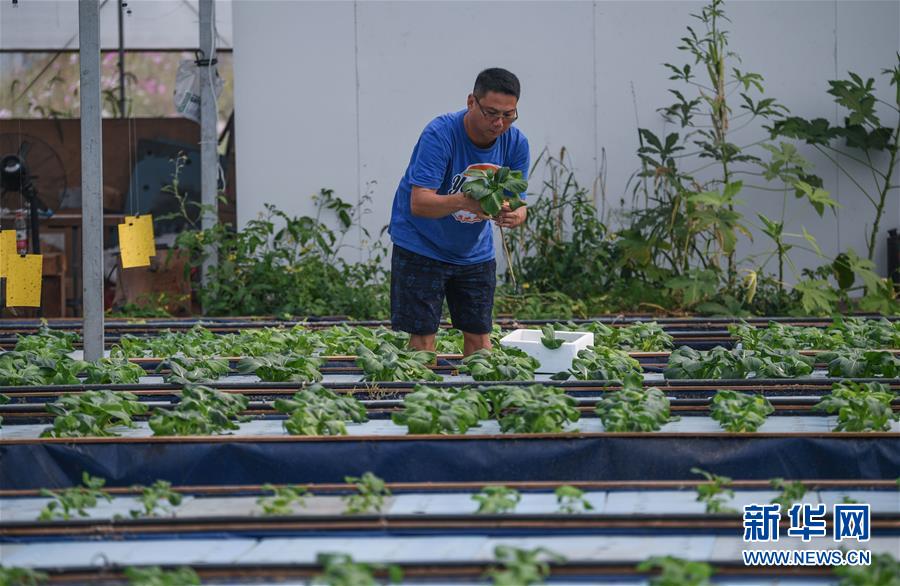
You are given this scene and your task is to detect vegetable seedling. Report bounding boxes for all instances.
[461,166,527,287]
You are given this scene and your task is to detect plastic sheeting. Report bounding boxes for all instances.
[2,435,897,489]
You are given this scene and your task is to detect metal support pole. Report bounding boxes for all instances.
[199,0,218,292]
[117,0,126,118]
[79,0,104,361]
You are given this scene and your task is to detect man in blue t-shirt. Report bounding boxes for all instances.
[388,68,530,356]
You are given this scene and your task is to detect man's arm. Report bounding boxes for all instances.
[411,186,489,220]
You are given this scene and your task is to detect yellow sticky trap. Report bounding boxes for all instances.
[0,230,15,278]
[119,218,150,268]
[130,214,156,260]
[6,254,42,307]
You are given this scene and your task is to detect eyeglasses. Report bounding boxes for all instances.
[474,95,518,122]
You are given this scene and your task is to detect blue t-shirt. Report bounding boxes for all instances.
[389,109,530,265]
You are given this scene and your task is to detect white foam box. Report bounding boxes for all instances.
[499,329,594,374]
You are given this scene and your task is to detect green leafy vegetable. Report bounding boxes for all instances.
[461,166,528,217]
[0,351,85,386]
[157,356,230,384]
[595,373,677,432]
[41,390,148,438]
[834,552,900,585]
[485,546,565,586]
[236,353,324,382]
[38,472,113,521]
[257,483,309,515]
[273,384,367,436]
[637,556,713,586]
[356,342,440,382]
[709,390,774,432]
[459,347,539,381]
[664,346,813,379]
[691,468,736,513]
[15,326,79,355]
[556,344,642,382]
[562,320,674,351]
[540,324,564,349]
[472,486,521,514]
[391,385,489,434]
[149,384,249,436]
[342,472,390,515]
[814,381,899,431]
[555,485,594,514]
[770,478,807,510]
[123,566,201,586]
[83,357,146,384]
[128,480,183,518]
[485,384,579,433]
[819,349,900,378]
[0,566,48,586]
[312,553,403,586]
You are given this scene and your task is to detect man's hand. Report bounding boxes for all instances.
[457,194,491,220]
[495,201,527,228]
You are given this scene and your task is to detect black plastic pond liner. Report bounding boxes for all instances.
[2,433,897,490]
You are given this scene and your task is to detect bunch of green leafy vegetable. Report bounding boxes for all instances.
[459,347,539,381]
[356,342,440,382]
[0,351,85,386]
[559,320,674,351]
[237,353,324,382]
[819,349,900,378]
[38,472,113,520]
[257,484,309,515]
[41,390,148,438]
[273,384,367,435]
[472,486,521,514]
[312,552,402,586]
[555,345,642,382]
[342,472,391,514]
[709,390,774,432]
[484,384,579,433]
[664,346,813,379]
[595,373,676,432]
[691,468,736,513]
[149,384,249,435]
[83,357,146,384]
[157,356,230,384]
[485,545,565,586]
[637,556,713,586]
[391,384,489,434]
[814,381,899,432]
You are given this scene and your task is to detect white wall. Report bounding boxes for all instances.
[233,0,900,278]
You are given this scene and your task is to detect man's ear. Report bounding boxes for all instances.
[466,93,475,110]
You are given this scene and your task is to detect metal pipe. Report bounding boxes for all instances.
[79,0,105,362]
[117,0,126,118]
[199,0,218,294]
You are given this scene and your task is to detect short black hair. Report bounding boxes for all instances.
[473,68,520,100]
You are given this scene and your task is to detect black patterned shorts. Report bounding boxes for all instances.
[391,245,496,335]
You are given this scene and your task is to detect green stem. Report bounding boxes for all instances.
[499,225,517,289]
[866,121,900,260]
[814,146,878,207]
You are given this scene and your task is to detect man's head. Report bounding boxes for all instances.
[465,68,520,146]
